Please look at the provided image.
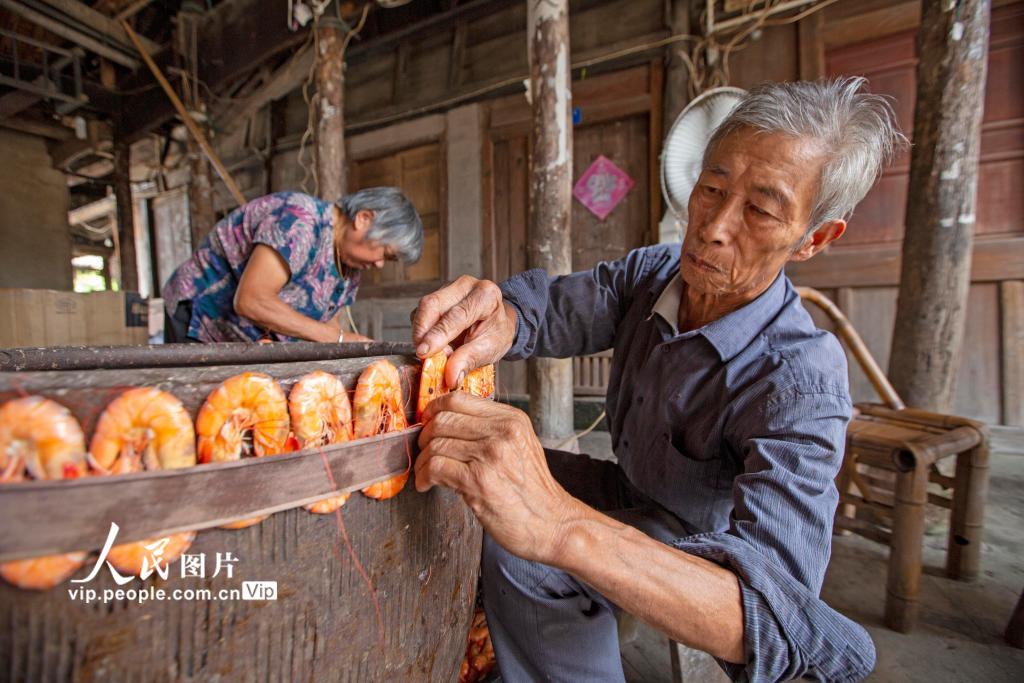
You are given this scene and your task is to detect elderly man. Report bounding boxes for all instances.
[412,78,903,681]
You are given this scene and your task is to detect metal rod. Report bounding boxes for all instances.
[121,19,248,206]
[0,341,418,372]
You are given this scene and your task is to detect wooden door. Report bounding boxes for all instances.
[350,142,444,294]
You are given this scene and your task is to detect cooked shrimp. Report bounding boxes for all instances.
[196,372,291,462]
[289,371,353,514]
[416,353,496,422]
[416,352,451,422]
[354,360,408,500]
[0,397,88,590]
[460,364,496,399]
[89,388,197,575]
[196,372,291,528]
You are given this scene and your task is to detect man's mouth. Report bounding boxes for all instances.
[685,253,723,274]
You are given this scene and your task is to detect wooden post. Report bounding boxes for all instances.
[315,16,347,200]
[186,130,216,248]
[662,0,698,131]
[176,2,217,248]
[888,0,991,412]
[112,138,138,293]
[527,0,575,448]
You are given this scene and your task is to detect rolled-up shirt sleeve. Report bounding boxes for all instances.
[497,246,659,360]
[671,385,876,682]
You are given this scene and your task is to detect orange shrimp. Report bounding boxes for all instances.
[416,353,496,422]
[88,388,197,575]
[461,365,496,399]
[0,396,88,590]
[416,351,452,422]
[354,360,409,500]
[196,372,291,528]
[289,371,353,514]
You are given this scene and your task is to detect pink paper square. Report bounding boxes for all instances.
[573,155,635,220]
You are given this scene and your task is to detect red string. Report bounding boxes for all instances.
[316,444,386,649]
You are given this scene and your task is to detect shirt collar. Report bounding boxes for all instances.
[651,269,790,363]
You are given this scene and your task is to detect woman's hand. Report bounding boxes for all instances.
[411,276,518,388]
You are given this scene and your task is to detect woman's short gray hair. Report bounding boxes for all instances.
[336,186,423,262]
[705,77,908,233]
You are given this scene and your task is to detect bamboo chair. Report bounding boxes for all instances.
[798,287,990,633]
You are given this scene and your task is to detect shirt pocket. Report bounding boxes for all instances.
[666,431,740,492]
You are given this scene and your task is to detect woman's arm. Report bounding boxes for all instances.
[234,244,342,342]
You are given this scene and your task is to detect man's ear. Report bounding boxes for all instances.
[353,209,375,235]
[790,219,846,262]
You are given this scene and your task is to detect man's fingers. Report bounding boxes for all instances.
[418,410,493,449]
[414,449,472,493]
[445,342,492,389]
[422,390,507,423]
[413,279,503,358]
[411,276,485,351]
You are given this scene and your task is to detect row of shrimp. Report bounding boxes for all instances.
[0,354,494,591]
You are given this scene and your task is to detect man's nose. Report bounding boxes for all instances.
[698,195,742,245]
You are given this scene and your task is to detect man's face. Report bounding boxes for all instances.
[682,127,831,299]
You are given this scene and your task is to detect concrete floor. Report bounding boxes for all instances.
[569,432,1024,682]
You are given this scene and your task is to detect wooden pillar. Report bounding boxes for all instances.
[527,0,575,448]
[315,16,347,200]
[186,131,216,248]
[662,0,696,131]
[177,1,216,247]
[888,0,991,412]
[112,139,138,293]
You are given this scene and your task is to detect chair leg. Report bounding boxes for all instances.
[885,465,928,632]
[1006,589,1024,649]
[669,640,685,683]
[834,451,856,536]
[947,443,989,581]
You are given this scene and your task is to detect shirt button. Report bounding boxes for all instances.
[624,438,630,448]
[637,395,644,405]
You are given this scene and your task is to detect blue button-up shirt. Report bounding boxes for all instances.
[499,244,875,682]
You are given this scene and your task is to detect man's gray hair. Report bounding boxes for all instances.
[705,77,907,233]
[337,186,423,262]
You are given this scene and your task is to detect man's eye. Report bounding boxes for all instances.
[750,204,771,217]
[702,185,723,196]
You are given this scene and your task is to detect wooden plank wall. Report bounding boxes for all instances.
[786,0,1024,431]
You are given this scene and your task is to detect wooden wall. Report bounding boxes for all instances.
[784,0,1024,431]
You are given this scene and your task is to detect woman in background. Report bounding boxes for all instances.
[162,187,422,343]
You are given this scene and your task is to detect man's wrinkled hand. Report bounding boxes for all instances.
[414,392,581,565]
[411,276,517,388]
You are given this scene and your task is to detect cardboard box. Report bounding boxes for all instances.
[0,289,149,348]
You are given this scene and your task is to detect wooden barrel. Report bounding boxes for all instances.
[0,348,482,682]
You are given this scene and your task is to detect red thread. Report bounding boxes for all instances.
[316,444,386,649]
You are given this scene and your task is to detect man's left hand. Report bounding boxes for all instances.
[415,391,582,564]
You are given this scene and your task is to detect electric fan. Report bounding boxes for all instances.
[658,87,746,243]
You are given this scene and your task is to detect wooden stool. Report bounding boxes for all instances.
[839,404,990,632]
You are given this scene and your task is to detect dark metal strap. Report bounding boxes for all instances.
[0,428,420,561]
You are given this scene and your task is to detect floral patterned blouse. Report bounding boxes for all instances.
[162,192,359,342]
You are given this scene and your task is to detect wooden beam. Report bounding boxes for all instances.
[213,42,314,132]
[121,20,246,207]
[526,0,575,447]
[35,0,160,54]
[889,0,991,413]
[0,0,138,69]
[0,115,72,140]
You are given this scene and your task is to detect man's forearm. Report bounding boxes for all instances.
[236,295,338,342]
[555,504,746,663]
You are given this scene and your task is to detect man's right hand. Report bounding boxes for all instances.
[411,275,517,388]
